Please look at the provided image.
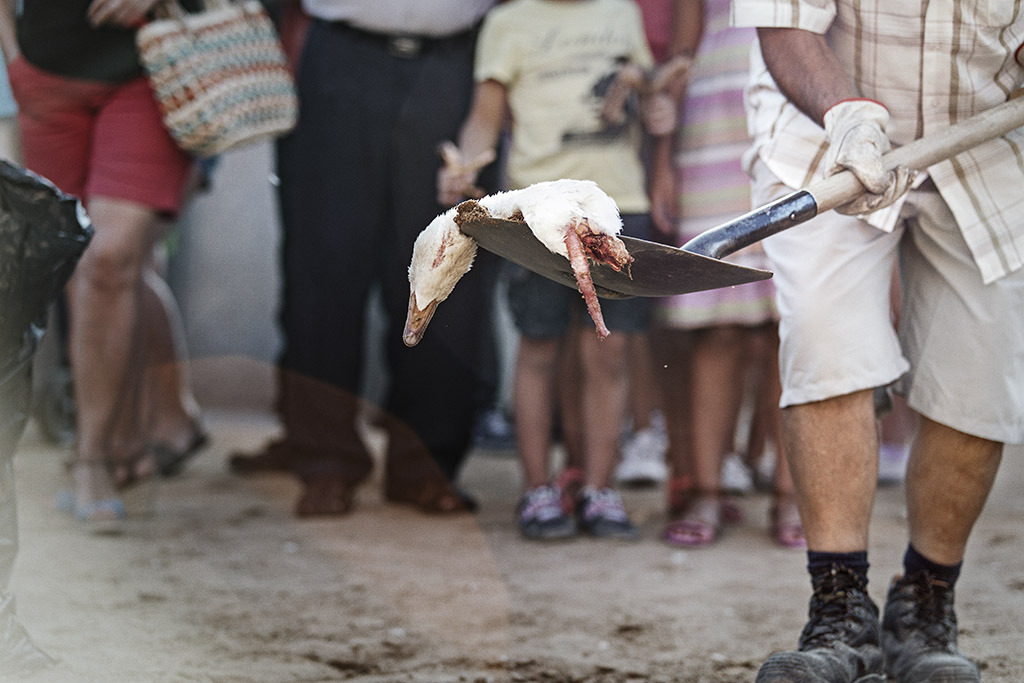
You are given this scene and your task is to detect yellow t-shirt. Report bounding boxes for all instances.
[475,0,653,213]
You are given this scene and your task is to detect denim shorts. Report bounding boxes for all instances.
[507,213,652,338]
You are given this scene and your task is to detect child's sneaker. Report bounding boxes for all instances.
[576,486,639,540]
[720,452,755,495]
[615,426,669,487]
[516,485,577,540]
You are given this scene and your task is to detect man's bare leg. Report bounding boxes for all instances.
[782,388,878,551]
[905,417,1002,565]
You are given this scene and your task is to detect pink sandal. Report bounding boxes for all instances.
[663,496,721,548]
[771,496,807,549]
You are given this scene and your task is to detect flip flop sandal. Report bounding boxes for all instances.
[663,518,717,547]
[152,424,210,477]
[57,461,127,534]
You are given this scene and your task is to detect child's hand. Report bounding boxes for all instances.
[437,142,495,207]
[649,54,693,100]
[641,92,677,136]
[600,63,645,126]
[640,55,692,135]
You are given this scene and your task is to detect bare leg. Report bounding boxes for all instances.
[753,325,805,547]
[689,326,748,495]
[514,336,562,488]
[626,333,662,431]
[557,331,585,473]
[578,329,629,489]
[905,417,1002,565]
[782,388,878,551]
[69,197,160,506]
[141,266,202,451]
[650,328,694,511]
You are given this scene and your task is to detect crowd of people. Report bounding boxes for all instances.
[1,0,1021,681]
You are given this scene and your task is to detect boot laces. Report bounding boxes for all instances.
[801,565,869,648]
[901,572,957,649]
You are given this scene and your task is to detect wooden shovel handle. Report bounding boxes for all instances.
[811,95,1024,212]
[685,96,1024,259]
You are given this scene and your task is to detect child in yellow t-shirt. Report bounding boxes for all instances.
[438,0,673,541]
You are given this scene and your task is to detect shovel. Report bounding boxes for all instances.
[457,96,1024,298]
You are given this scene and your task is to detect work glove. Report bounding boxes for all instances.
[823,99,915,216]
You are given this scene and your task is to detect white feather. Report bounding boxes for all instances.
[408,207,477,309]
[478,179,622,258]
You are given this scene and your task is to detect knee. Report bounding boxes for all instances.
[517,336,561,375]
[583,333,628,378]
[76,238,146,293]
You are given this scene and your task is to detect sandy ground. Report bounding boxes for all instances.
[6,409,1024,683]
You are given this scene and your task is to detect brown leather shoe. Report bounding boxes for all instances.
[385,477,477,514]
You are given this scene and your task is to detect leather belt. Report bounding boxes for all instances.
[328,20,475,59]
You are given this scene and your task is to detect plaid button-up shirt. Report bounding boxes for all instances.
[733,0,1024,284]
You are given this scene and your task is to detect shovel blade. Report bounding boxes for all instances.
[457,215,772,298]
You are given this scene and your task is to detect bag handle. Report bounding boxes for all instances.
[150,0,236,21]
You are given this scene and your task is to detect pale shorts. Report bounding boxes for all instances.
[751,158,1024,444]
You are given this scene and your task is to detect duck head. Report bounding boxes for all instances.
[403,207,478,347]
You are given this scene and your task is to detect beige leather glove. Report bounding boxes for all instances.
[823,99,915,215]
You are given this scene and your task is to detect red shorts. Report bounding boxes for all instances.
[8,56,193,215]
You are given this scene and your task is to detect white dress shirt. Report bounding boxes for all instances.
[301,0,497,37]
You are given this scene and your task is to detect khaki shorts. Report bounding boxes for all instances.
[752,159,1024,444]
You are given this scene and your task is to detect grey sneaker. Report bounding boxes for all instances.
[576,486,639,540]
[756,565,885,682]
[516,485,576,540]
[882,571,980,682]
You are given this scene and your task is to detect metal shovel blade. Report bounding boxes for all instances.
[457,97,1024,299]
[456,214,771,299]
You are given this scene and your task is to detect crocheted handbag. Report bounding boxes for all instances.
[136,0,298,158]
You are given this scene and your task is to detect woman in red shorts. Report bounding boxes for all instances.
[0,0,202,531]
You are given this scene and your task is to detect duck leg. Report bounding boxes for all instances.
[562,218,634,340]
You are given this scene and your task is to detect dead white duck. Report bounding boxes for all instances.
[404,178,632,347]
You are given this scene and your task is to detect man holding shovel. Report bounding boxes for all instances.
[730,2,1024,682]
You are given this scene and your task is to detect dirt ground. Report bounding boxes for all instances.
[7,408,1024,683]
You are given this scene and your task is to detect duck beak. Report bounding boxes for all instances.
[403,291,439,347]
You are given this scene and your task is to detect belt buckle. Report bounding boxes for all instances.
[388,35,422,58]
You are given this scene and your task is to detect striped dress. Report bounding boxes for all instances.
[653,0,777,329]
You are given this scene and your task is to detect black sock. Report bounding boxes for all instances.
[903,544,961,587]
[807,550,870,586]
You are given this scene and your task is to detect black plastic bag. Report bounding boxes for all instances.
[0,159,92,673]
